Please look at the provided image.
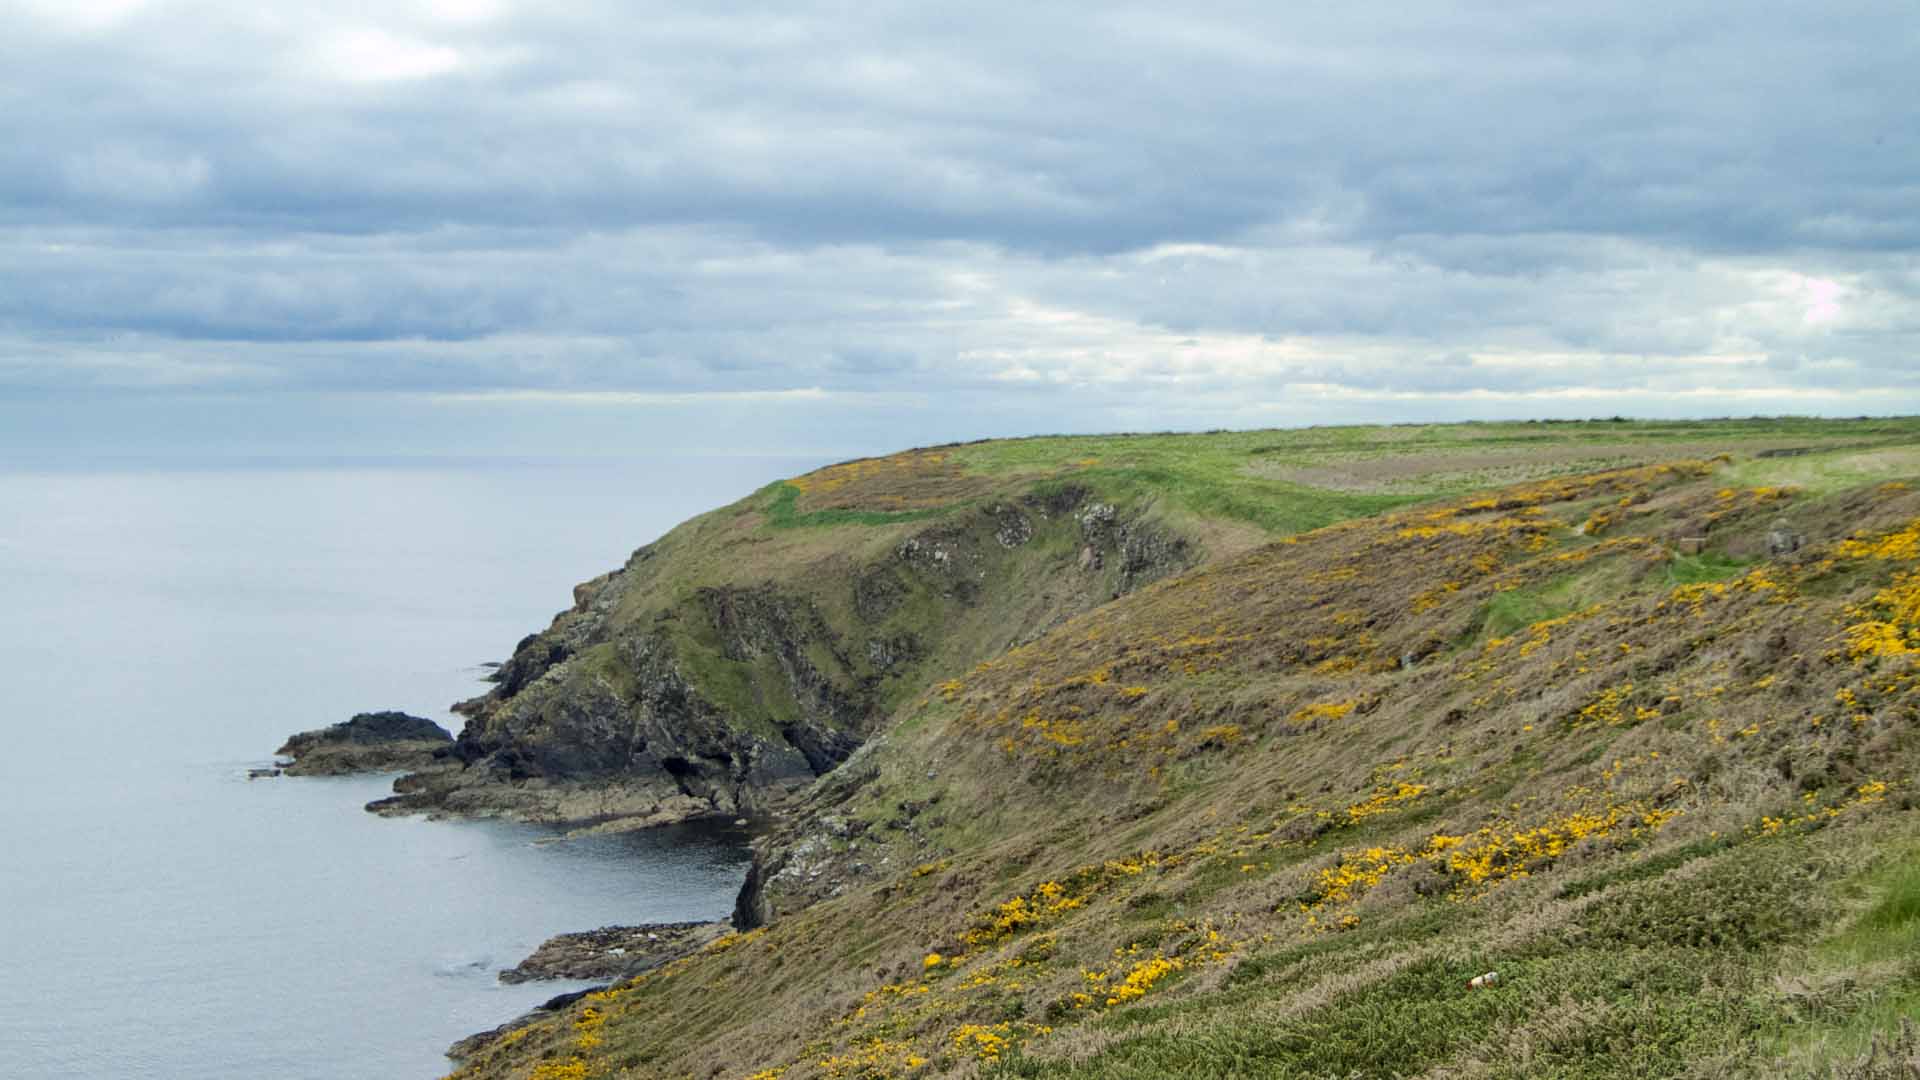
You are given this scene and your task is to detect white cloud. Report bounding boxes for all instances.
[8,0,152,33]
[416,0,506,25]
[313,27,463,83]
[1786,273,1846,327]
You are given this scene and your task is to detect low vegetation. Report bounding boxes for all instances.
[438,417,1920,1079]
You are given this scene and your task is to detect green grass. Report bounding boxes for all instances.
[667,627,798,739]
[1666,550,1758,585]
[763,482,959,528]
[1723,444,1920,493]
[1555,834,1739,901]
[1076,464,1419,535]
[1461,562,1620,642]
[1859,862,1920,935]
[956,418,1920,507]
[1476,587,1581,639]
[951,429,1470,535]
[771,418,1920,537]
[1821,848,1920,967]
[1762,844,1920,1071]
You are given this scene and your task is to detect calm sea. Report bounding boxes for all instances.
[0,458,816,1079]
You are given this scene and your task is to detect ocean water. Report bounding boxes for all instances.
[0,458,817,1079]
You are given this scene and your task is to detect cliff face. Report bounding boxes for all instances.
[376,469,1211,828]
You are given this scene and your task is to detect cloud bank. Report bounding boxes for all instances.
[2,0,1915,453]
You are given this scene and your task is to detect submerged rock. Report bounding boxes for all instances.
[275,710,454,776]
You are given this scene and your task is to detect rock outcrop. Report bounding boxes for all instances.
[497,920,726,984]
[274,710,454,776]
[376,474,1200,829]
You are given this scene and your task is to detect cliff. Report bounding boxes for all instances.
[374,454,1230,829]
[426,419,1920,1079]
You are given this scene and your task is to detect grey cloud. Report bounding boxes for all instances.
[2,220,1914,405]
[1,0,1917,442]
[5,2,1915,256]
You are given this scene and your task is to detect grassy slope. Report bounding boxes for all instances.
[443,418,1920,1080]
[602,417,1920,601]
[619,417,1920,656]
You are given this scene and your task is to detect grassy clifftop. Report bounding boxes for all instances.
[434,418,1920,1078]
[398,418,1920,827]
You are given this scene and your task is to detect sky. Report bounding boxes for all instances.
[2,0,1917,462]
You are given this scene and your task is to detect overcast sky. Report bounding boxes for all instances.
[3,0,1916,461]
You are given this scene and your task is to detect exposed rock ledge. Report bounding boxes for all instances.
[273,710,454,776]
[497,920,727,984]
[362,772,742,828]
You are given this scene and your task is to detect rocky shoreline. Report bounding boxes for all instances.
[266,470,1204,1070]
[271,712,756,1067]
[362,767,743,831]
[378,484,1198,840]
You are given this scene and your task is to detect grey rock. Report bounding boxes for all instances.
[1767,519,1804,557]
[274,711,454,776]
[989,503,1034,548]
[498,920,724,984]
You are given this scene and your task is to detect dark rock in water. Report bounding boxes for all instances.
[247,767,282,780]
[498,920,725,984]
[537,986,602,1012]
[282,710,451,748]
[275,711,454,776]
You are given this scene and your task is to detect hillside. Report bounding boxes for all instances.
[386,419,1914,831]
[431,418,1920,1079]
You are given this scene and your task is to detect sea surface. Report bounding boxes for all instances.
[0,457,819,1079]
